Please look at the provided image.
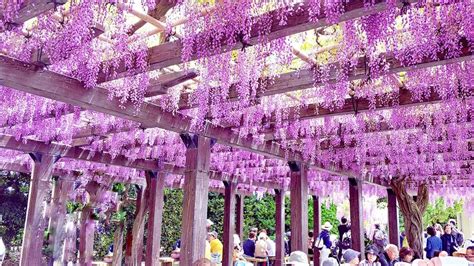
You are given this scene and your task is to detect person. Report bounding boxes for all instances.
[286,250,309,265]
[316,222,333,264]
[208,231,223,263]
[338,217,351,260]
[399,232,405,248]
[441,223,458,255]
[373,224,388,253]
[243,231,256,257]
[266,231,276,262]
[449,219,465,247]
[379,244,399,266]
[465,246,474,265]
[322,257,339,266]
[255,232,268,265]
[171,238,181,259]
[360,245,382,266]
[285,231,291,255]
[398,247,414,263]
[342,249,360,266]
[193,258,212,266]
[425,226,442,259]
[434,224,443,238]
[308,230,314,255]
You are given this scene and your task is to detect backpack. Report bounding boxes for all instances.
[315,235,325,250]
[340,231,351,249]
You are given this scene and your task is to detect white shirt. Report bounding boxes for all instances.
[266,238,276,256]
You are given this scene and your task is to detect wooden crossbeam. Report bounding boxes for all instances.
[0,133,164,171]
[0,55,305,163]
[0,0,66,32]
[98,0,411,82]
[145,69,198,97]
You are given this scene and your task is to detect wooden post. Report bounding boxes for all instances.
[129,181,150,265]
[349,178,364,255]
[236,194,244,240]
[223,181,237,266]
[387,188,399,248]
[312,195,321,266]
[47,177,74,264]
[20,153,56,266]
[112,221,125,266]
[288,161,308,252]
[79,181,107,266]
[62,213,78,264]
[179,133,212,265]
[275,189,285,266]
[145,171,166,266]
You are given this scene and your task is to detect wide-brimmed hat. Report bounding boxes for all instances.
[285,251,309,265]
[322,222,333,230]
[343,249,360,263]
[206,219,214,227]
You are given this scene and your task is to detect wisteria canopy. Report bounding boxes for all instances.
[0,0,473,213]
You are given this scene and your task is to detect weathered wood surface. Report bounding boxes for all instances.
[235,194,244,240]
[349,178,364,255]
[47,177,74,264]
[129,183,150,265]
[20,153,55,266]
[180,134,212,265]
[145,172,166,266]
[274,189,286,266]
[0,55,304,162]
[112,221,125,266]
[223,181,237,266]
[312,195,321,266]
[387,188,400,248]
[146,69,197,97]
[0,0,66,31]
[288,161,308,252]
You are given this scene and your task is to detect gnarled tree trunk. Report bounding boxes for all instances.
[390,177,429,258]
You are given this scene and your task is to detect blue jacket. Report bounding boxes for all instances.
[318,229,332,249]
[425,235,442,259]
[242,239,255,257]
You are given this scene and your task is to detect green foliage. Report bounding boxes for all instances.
[243,194,278,235]
[207,192,225,237]
[66,201,83,214]
[423,198,463,226]
[111,210,127,222]
[161,189,184,255]
[94,223,116,259]
[112,183,126,194]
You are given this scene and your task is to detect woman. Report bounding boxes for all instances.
[360,245,381,266]
[440,224,458,255]
[398,247,414,263]
[425,226,442,259]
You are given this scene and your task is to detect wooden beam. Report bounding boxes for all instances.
[0,0,66,31]
[145,69,198,97]
[349,178,364,254]
[275,189,286,266]
[223,180,237,266]
[0,55,305,162]
[0,133,161,171]
[47,177,74,264]
[235,194,244,240]
[145,171,165,266]
[180,134,212,265]
[20,153,56,266]
[312,195,321,266]
[288,161,308,252]
[387,188,400,248]
[101,0,412,80]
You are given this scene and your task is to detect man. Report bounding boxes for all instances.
[449,219,465,247]
[338,217,351,260]
[373,224,388,253]
[208,231,223,263]
[441,224,458,255]
[243,231,256,257]
[378,244,399,266]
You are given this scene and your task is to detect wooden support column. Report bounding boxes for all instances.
[47,177,74,264]
[236,194,244,240]
[387,188,399,248]
[275,189,286,266]
[112,221,125,266]
[223,181,237,266]
[312,195,321,266]
[129,181,150,265]
[349,178,364,255]
[145,171,166,266]
[179,133,212,265]
[62,213,78,264]
[20,153,57,266]
[288,161,308,252]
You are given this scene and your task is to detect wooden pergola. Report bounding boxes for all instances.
[0,0,473,265]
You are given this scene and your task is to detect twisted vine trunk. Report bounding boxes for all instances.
[390,178,429,258]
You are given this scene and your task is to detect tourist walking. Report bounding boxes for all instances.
[243,231,256,257]
[208,231,223,263]
[254,232,268,266]
[373,224,388,254]
[316,222,333,264]
[441,223,458,255]
[338,217,351,260]
[425,226,442,259]
[449,219,465,247]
